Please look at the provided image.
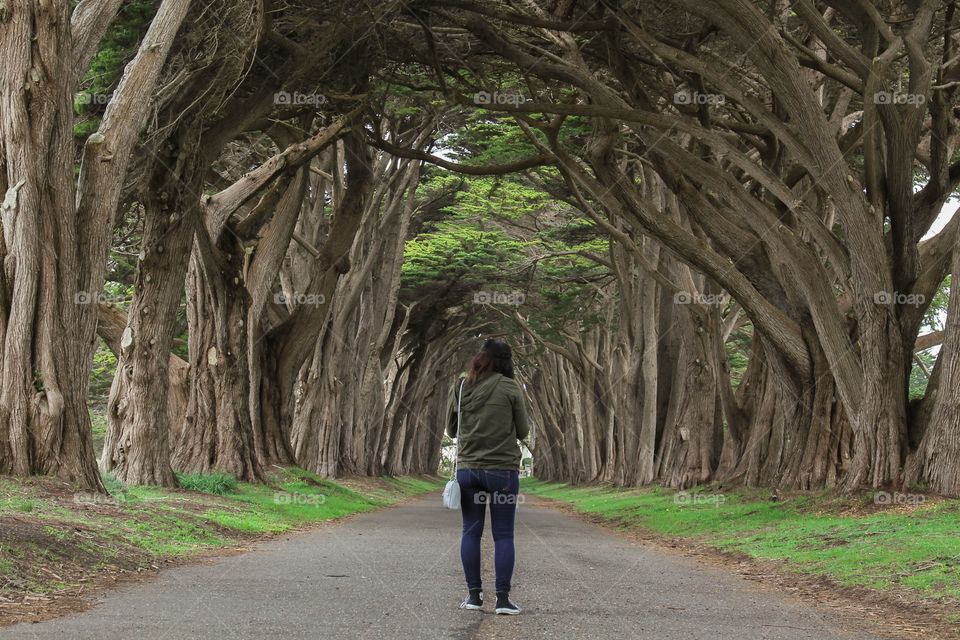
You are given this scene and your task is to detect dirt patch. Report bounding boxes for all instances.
[529,495,960,640]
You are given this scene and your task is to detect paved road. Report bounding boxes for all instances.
[0,493,890,640]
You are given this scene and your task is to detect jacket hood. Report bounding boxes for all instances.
[459,372,503,413]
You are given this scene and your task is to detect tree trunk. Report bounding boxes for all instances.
[251,339,297,466]
[100,0,261,485]
[174,236,263,482]
[907,245,960,496]
[96,303,189,454]
[0,1,101,489]
[101,139,206,486]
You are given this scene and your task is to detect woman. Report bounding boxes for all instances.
[446,338,529,615]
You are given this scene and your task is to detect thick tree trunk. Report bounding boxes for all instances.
[174,237,263,482]
[655,302,723,489]
[100,0,261,485]
[184,116,362,478]
[525,355,572,482]
[377,320,463,476]
[101,141,206,486]
[0,1,102,489]
[842,317,910,490]
[251,340,296,466]
[525,368,562,481]
[96,303,189,452]
[906,245,960,496]
[253,133,372,471]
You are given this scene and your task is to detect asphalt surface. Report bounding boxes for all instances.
[0,493,891,640]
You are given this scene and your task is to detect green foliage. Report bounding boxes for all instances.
[175,472,239,496]
[724,321,754,389]
[448,176,551,221]
[74,1,159,139]
[0,498,35,513]
[171,332,190,360]
[910,350,937,400]
[100,471,127,497]
[402,223,528,290]
[77,1,159,104]
[446,118,541,166]
[922,274,951,331]
[90,340,118,402]
[106,512,228,555]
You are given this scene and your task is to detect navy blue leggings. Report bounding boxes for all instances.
[456,468,520,593]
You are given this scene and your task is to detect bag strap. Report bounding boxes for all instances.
[452,378,465,479]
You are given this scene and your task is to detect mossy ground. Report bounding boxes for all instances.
[0,470,442,611]
[521,479,960,608]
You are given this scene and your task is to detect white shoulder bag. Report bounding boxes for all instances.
[442,379,466,510]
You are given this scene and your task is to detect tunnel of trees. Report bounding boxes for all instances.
[1,0,960,496]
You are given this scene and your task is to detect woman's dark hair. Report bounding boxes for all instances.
[466,338,514,382]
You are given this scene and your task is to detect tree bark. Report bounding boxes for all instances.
[100,0,262,484]
[907,243,960,496]
[174,232,263,481]
[101,136,205,486]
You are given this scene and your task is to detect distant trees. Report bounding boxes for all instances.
[398,0,960,493]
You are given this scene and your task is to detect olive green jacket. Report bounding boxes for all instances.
[446,372,530,470]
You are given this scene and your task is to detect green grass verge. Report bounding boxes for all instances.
[521,478,960,606]
[0,470,443,601]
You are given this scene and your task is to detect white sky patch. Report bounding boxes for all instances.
[924,196,959,240]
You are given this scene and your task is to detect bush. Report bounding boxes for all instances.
[176,472,238,495]
[101,471,127,496]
